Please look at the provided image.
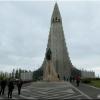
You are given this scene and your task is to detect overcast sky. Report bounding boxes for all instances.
[0,0,100,77]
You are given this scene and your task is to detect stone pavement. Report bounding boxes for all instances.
[0,81,93,99]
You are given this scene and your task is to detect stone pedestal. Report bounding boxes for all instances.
[43,60,59,81]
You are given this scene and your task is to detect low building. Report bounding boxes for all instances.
[20,72,33,81]
[81,70,95,78]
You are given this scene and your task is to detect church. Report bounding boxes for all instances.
[33,3,81,81]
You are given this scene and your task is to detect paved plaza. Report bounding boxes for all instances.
[0,81,96,99]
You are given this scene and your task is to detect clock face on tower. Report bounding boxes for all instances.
[52,17,60,23]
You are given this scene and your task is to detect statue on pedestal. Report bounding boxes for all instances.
[43,48,59,81]
[46,48,52,61]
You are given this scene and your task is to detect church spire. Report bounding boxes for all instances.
[51,3,62,24]
[41,3,73,80]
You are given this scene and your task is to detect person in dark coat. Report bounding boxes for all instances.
[72,76,75,82]
[70,76,72,82]
[63,76,66,81]
[8,79,14,98]
[0,79,7,95]
[16,79,23,95]
[58,74,60,80]
[76,75,80,87]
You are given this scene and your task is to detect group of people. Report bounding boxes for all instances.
[69,75,80,87]
[58,73,81,87]
[63,75,81,87]
[0,78,23,98]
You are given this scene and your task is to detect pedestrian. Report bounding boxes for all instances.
[8,79,14,98]
[58,74,60,80]
[76,75,80,87]
[72,76,75,82]
[17,79,23,95]
[70,76,72,82]
[66,78,68,81]
[63,76,66,81]
[0,79,7,95]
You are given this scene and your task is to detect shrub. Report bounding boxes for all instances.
[81,78,91,84]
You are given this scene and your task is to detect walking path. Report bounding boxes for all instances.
[0,81,94,99]
[72,82,100,99]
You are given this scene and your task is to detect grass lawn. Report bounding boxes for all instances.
[89,80,100,88]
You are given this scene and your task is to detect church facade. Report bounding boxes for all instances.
[41,3,73,80]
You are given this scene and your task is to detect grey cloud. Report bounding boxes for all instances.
[0,1,100,76]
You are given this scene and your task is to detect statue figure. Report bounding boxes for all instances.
[46,48,52,61]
